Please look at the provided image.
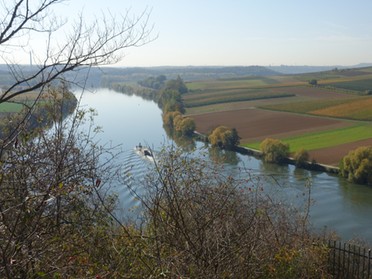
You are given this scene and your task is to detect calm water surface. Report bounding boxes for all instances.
[76,88,372,243]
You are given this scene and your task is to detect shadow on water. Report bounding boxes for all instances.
[208,147,240,165]
[338,178,372,207]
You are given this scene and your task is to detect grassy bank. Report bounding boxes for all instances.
[244,124,372,152]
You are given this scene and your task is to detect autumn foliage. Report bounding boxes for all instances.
[208,126,240,149]
[340,146,372,185]
[260,138,290,163]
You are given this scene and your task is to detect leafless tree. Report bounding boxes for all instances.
[0,86,124,277]
[0,0,153,149]
[0,1,154,277]
[128,146,332,278]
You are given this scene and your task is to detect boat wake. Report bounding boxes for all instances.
[135,143,155,162]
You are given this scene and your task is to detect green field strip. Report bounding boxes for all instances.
[184,93,295,108]
[187,79,277,91]
[185,88,265,98]
[323,79,372,92]
[0,102,24,113]
[243,125,372,152]
[259,98,359,114]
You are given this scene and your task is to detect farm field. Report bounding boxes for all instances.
[0,91,64,113]
[244,125,372,163]
[0,102,24,113]
[185,66,372,166]
[191,108,353,144]
[311,97,372,120]
[0,94,40,113]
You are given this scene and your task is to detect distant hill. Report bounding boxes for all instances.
[99,65,280,83]
[0,65,281,88]
[1,64,372,88]
[267,63,372,74]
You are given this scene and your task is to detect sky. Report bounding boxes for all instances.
[8,0,372,67]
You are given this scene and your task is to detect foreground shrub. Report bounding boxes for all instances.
[135,147,331,278]
[0,89,332,278]
[266,242,330,278]
[340,146,372,185]
[260,138,290,163]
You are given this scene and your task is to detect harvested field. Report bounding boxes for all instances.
[191,108,350,143]
[309,139,372,166]
[270,86,356,100]
[311,97,372,120]
[186,68,372,166]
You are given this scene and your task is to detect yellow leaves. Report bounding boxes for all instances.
[340,146,372,184]
[260,138,289,163]
[209,126,239,148]
[274,247,299,263]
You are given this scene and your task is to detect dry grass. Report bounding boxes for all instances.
[311,97,372,120]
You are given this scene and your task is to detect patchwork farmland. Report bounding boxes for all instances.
[184,67,372,166]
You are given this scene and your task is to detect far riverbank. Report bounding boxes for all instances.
[194,131,339,175]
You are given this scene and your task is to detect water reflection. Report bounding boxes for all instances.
[171,135,196,151]
[208,147,240,165]
[259,160,290,176]
[76,88,372,243]
[339,179,372,207]
[293,167,312,181]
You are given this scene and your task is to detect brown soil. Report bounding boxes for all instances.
[190,107,366,166]
[271,86,355,100]
[309,139,372,166]
[192,108,350,143]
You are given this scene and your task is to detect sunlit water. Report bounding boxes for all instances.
[75,88,372,243]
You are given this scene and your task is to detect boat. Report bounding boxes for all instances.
[135,143,154,161]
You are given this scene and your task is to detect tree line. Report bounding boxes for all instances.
[258,137,372,186]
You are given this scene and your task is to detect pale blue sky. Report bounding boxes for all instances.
[24,0,372,67]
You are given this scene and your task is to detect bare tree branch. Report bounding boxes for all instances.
[0,0,154,150]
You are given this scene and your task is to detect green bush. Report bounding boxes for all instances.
[174,116,195,137]
[163,111,195,137]
[308,79,318,86]
[208,126,240,149]
[340,146,372,185]
[293,148,310,167]
[138,147,332,278]
[260,138,289,163]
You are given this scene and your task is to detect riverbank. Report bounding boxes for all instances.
[194,131,339,175]
[234,146,339,174]
[0,89,78,139]
[72,88,372,245]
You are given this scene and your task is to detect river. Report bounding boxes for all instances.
[76,88,372,243]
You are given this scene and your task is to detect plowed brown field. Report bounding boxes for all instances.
[191,108,350,143]
[190,108,359,165]
[309,139,372,166]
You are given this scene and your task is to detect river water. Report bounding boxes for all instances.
[76,88,372,243]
